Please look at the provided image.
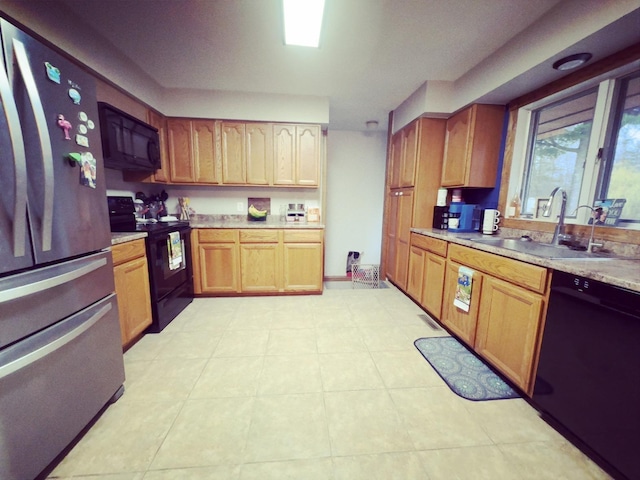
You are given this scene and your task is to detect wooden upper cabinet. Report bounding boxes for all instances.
[273,124,296,185]
[147,110,168,182]
[296,124,321,186]
[246,122,272,185]
[192,120,219,183]
[389,131,403,188]
[221,121,246,184]
[274,124,320,186]
[401,121,418,187]
[167,118,196,183]
[389,120,418,189]
[441,104,504,188]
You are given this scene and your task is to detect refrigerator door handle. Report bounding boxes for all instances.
[0,256,107,304]
[13,38,54,252]
[0,302,112,380]
[0,48,28,258]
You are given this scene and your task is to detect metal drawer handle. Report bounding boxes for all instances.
[0,257,107,304]
[0,303,112,380]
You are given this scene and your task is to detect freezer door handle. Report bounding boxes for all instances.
[0,256,107,304]
[13,38,54,252]
[0,302,112,380]
[0,45,28,257]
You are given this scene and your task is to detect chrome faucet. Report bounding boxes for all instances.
[542,187,571,246]
[573,205,604,253]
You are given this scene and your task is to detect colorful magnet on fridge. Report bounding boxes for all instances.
[86,119,95,130]
[78,124,88,134]
[57,114,72,140]
[75,134,89,148]
[45,62,61,84]
[79,152,96,189]
[67,152,82,166]
[78,111,88,122]
[68,88,81,104]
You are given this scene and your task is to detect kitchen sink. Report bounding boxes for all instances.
[467,237,619,261]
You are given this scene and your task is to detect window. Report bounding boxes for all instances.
[599,72,640,221]
[516,66,640,225]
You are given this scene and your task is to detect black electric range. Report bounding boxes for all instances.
[107,196,193,333]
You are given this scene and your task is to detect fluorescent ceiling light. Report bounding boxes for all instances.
[283,0,325,48]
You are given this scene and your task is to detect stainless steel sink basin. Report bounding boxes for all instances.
[468,237,617,261]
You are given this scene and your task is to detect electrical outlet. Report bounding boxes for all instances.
[237,202,244,212]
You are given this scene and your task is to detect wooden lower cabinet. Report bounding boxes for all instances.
[112,239,152,347]
[192,229,239,294]
[407,233,447,319]
[193,228,323,295]
[441,260,484,347]
[240,243,280,292]
[475,275,544,393]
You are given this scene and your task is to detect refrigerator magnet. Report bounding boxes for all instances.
[45,62,61,84]
[68,88,81,104]
[79,152,96,189]
[78,111,88,122]
[75,134,89,148]
[78,124,88,134]
[57,114,72,140]
[86,119,95,130]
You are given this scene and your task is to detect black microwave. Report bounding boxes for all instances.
[98,102,161,171]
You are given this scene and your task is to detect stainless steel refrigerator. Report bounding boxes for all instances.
[0,18,125,480]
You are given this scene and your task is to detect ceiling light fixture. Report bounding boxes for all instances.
[366,120,379,129]
[552,53,593,71]
[283,0,325,48]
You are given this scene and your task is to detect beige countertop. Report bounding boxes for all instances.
[111,232,147,245]
[411,228,640,293]
[188,214,325,229]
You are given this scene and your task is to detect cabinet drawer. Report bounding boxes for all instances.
[283,229,323,243]
[410,233,447,256]
[240,229,279,243]
[448,243,548,294]
[198,229,238,243]
[112,239,146,266]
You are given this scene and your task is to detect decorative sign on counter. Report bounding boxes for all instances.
[590,198,626,226]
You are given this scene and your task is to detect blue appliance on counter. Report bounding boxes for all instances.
[448,203,482,232]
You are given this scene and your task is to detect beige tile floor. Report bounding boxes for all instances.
[49,283,612,479]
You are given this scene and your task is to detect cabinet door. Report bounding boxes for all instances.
[400,121,418,187]
[384,191,399,282]
[394,189,414,291]
[441,107,472,187]
[147,110,168,183]
[240,244,280,292]
[475,275,544,393]
[283,243,323,292]
[406,245,425,302]
[440,260,484,347]
[273,124,296,185]
[388,131,403,189]
[167,118,196,183]
[422,252,446,319]
[196,242,239,293]
[221,121,246,184]
[113,256,152,346]
[193,120,219,183]
[296,124,320,186]
[246,122,272,185]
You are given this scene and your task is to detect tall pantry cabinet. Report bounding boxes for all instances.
[383,117,446,289]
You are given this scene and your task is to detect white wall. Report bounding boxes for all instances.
[324,130,387,277]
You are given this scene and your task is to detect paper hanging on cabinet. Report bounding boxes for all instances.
[453,266,474,312]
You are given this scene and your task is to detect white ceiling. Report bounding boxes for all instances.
[57,0,638,131]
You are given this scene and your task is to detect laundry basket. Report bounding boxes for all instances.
[351,264,381,289]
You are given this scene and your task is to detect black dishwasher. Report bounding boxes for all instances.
[533,270,640,480]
